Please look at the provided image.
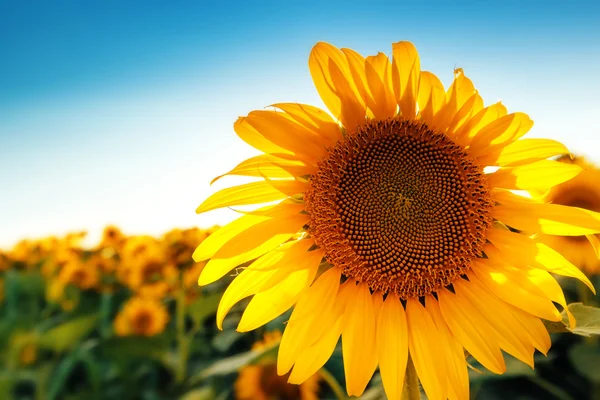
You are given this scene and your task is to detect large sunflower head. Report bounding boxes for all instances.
[540,155,600,275]
[194,41,600,400]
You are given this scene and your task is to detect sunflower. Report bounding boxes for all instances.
[58,258,99,290]
[538,155,600,275]
[235,331,320,400]
[100,225,125,249]
[114,297,169,337]
[194,41,600,400]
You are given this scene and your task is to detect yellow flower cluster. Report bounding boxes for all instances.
[1,225,217,337]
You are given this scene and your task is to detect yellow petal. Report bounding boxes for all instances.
[272,103,342,145]
[193,202,304,261]
[197,179,305,214]
[494,196,600,238]
[417,71,446,130]
[341,283,377,397]
[454,279,534,367]
[436,69,477,133]
[425,296,469,400]
[469,112,533,156]
[211,154,313,184]
[526,268,575,329]
[391,41,420,118]
[365,52,397,119]
[234,116,290,154]
[438,288,506,374]
[486,159,581,191]
[309,42,366,130]
[478,138,570,167]
[454,102,507,146]
[376,294,408,400]
[447,92,484,137]
[236,255,320,332]
[278,267,342,375]
[473,258,564,321]
[246,111,327,162]
[215,239,316,329]
[406,298,448,400]
[587,234,600,259]
[485,226,594,292]
[198,212,308,286]
[288,317,342,384]
[341,48,376,119]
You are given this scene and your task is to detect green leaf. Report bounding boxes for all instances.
[178,387,216,400]
[0,374,16,400]
[38,314,99,353]
[211,329,242,352]
[543,303,600,336]
[191,340,278,382]
[187,292,222,327]
[565,303,600,336]
[98,335,170,364]
[569,342,600,382]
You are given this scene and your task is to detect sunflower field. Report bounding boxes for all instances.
[0,222,599,400]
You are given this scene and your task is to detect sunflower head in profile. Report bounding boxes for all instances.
[235,331,320,400]
[539,155,600,275]
[194,41,600,400]
[114,297,169,337]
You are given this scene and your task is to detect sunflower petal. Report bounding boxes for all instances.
[526,268,576,329]
[197,180,305,214]
[288,317,342,384]
[426,296,469,400]
[486,159,581,191]
[436,69,477,132]
[494,199,600,237]
[486,226,594,291]
[272,103,342,144]
[479,138,570,167]
[234,116,290,154]
[376,294,408,400]
[587,234,600,259]
[438,288,506,374]
[211,154,313,184]
[198,212,308,286]
[277,267,342,375]
[472,259,562,322]
[341,283,377,397]
[417,71,446,130]
[454,102,507,146]
[245,111,326,162]
[237,255,320,332]
[215,239,316,329]
[406,298,448,400]
[392,41,420,118]
[365,52,397,119]
[309,42,366,130]
[469,112,533,156]
[454,279,534,367]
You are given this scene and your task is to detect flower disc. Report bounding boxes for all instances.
[306,118,493,298]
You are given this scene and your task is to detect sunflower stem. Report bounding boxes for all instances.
[319,367,347,400]
[402,355,421,400]
[175,285,189,384]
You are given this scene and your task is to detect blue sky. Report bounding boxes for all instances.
[1,1,599,247]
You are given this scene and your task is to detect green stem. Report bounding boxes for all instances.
[402,355,421,400]
[175,286,189,384]
[319,367,347,400]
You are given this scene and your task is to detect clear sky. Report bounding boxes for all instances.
[1,0,599,248]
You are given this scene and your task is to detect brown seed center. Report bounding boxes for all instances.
[305,118,493,299]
